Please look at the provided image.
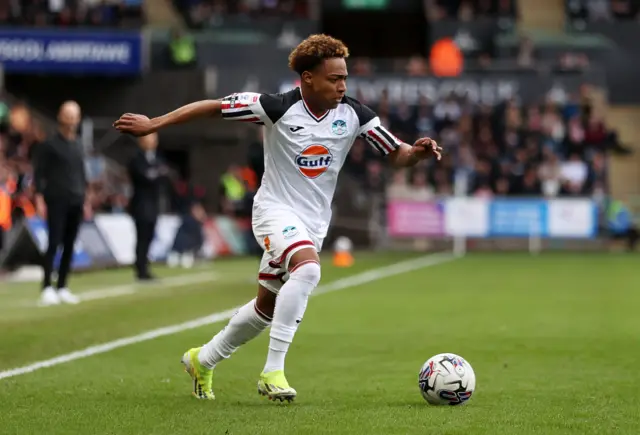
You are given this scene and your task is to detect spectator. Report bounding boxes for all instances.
[167,28,197,69]
[167,202,207,268]
[538,149,562,197]
[560,152,588,195]
[607,198,638,251]
[376,84,618,201]
[220,164,249,216]
[409,170,435,201]
[516,37,536,69]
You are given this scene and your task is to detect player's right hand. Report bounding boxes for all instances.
[113,113,156,137]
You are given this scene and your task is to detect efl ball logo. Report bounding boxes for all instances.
[295,145,333,179]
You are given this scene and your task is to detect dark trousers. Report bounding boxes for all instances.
[612,227,639,251]
[42,196,83,290]
[171,215,203,254]
[134,217,156,278]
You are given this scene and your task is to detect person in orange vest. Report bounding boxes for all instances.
[430,38,463,77]
[0,187,11,251]
[0,168,14,251]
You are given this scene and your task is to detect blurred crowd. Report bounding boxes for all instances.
[0,100,131,225]
[341,85,621,204]
[425,0,517,20]
[174,0,309,28]
[0,101,45,222]
[566,0,640,21]
[0,0,144,27]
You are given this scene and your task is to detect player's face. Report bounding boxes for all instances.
[312,58,348,109]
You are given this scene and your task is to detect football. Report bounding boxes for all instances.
[418,353,476,406]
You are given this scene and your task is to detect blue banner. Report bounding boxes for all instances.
[403,198,598,239]
[489,200,547,237]
[0,28,143,75]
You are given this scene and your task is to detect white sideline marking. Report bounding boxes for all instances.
[7,272,218,308]
[0,253,456,381]
[78,272,218,302]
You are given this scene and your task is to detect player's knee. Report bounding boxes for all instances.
[289,260,321,288]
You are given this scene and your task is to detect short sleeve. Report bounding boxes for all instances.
[359,117,402,155]
[345,96,402,155]
[220,92,268,125]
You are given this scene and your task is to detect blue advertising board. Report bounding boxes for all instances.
[489,200,547,237]
[0,28,143,75]
[394,198,598,239]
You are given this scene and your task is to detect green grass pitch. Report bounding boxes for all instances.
[0,252,638,435]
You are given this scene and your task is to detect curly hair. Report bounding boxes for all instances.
[288,34,350,75]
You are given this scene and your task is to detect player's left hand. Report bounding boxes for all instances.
[113,113,156,137]
[411,137,442,161]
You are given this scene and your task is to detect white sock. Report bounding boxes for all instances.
[198,298,271,369]
[264,261,321,373]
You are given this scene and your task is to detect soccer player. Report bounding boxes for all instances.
[114,34,442,402]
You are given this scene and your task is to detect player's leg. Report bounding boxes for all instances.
[264,248,320,374]
[198,283,274,368]
[181,254,276,400]
[258,241,321,402]
[40,198,65,306]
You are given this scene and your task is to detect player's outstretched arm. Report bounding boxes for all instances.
[113,100,223,137]
[387,138,442,167]
[351,98,441,167]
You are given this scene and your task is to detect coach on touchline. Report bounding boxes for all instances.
[33,101,86,306]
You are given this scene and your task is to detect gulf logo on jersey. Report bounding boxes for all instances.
[295,145,333,179]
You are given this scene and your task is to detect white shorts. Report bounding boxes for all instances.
[252,208,323,294]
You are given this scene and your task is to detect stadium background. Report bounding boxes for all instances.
[0,1,639,434]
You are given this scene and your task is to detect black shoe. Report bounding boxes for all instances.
[137,274,157,282]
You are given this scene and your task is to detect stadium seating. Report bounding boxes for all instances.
[0,0,144,27]
[342,87,614,201]
[565,0,640,23]
[173,0,309,28]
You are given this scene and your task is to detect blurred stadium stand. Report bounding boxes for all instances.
[1,0,640,275]
[0,0,144,28]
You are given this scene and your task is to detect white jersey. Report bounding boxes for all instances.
[220,88,401,239]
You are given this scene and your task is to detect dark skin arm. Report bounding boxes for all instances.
[387,138,442,167]
[114,100,442,166]
[113,100,224,136]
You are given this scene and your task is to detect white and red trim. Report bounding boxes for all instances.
[221,109,263,124]
[289,259,320,274]
[361,126,401,155]
[299,88,330,122]
[258,272,286,282]
[253,302,273,321]
[220,101,249,110]
[267,240,316,269]
[220,92,264,125]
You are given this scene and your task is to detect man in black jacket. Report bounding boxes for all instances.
[128,133,167,281]
[33,101,85,306]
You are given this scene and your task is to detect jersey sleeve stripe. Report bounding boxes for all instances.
[374,126,401,149]
[365,129,395,154]
[236,116,262,123]
[360,133,385,154]
[222,109,254,118]
[220,102,249,110]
